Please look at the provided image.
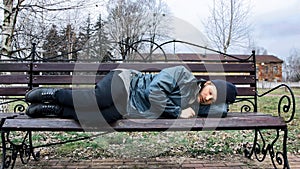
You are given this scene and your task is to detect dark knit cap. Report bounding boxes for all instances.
[211,80,237,104]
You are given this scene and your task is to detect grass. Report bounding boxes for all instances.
[2,87,299,160]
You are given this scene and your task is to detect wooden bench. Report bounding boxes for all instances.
[0,49,296,169]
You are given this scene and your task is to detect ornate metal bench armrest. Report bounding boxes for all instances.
[257,84,296,123]
[0,97,28,113]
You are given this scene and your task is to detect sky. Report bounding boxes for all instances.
[165,0,300,58]
[1,0,299,59]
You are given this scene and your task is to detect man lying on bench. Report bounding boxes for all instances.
[24,66,237,123]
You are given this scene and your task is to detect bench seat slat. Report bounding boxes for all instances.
[0,113,19,119]
[2,113,286,132]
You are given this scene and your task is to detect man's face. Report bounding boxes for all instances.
[198,82,217,105]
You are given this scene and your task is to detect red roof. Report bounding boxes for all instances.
[176,53,283,63]
[255,55,283,63]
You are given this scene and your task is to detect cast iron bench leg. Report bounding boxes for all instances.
[1,131,39,169]
[1,131,16,169]
[245,128,290,169]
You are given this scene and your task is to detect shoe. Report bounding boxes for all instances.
[26,104,63,118]
[25,88,59,103]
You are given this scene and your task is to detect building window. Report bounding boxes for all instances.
[273,66,278,74]
[265,66,268,74]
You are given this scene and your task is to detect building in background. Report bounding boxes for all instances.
[176,53,283,82]
[255,55,283,82]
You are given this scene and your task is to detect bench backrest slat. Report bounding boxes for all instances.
[31,75,255,85]
[0,63,30,72]
[32,63,254,73]
[0,75,30,84]
[0,87,30,96]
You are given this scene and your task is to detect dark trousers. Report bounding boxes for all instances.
[55,71,126,123]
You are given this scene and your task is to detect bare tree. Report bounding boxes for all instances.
[105,0,170,61]
[203,0,252,53]
[0,0,97,57]
[143,0,170,53]
[284,48,300,82]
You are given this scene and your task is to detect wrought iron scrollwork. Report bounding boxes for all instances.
[0,98,28,114]
[278,94,294,123]
[241,104,252,112]
[1,130,110,169]
[1,131,39,169]
[13,104,26,114]
[234,98,256,112]
[245,129,289,169]
[2,40,255,63]
[256,84,296,123]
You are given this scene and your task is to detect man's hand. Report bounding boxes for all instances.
[180,107,196,118]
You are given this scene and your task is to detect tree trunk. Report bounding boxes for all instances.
[1,0,24,56]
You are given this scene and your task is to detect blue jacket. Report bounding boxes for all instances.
[126,66,200,119]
